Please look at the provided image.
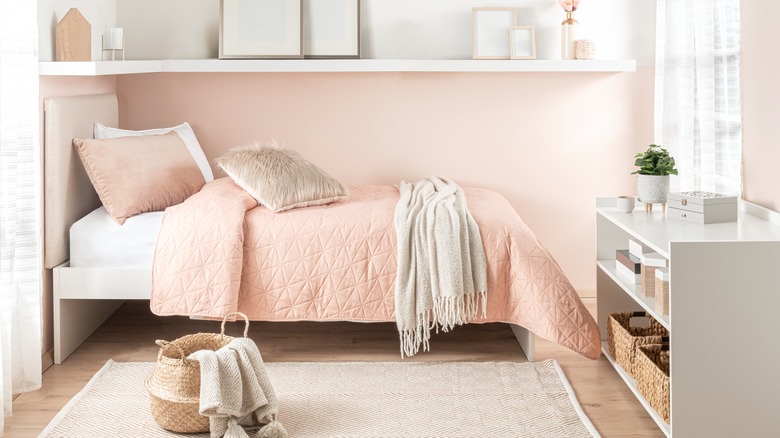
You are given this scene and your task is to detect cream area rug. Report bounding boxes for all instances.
[40,359,599,437]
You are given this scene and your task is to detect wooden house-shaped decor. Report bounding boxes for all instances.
[56,8,91,61]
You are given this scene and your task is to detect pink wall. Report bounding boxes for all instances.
[36,69,653,358]
[118,68,655,293]
[39,76,117,357]
[741,0,780,212]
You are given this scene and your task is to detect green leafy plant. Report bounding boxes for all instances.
[632,145,678,176]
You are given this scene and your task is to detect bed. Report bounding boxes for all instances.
[45,94,600,364]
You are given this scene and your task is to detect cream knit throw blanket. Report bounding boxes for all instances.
[188,338,287,438]
[394,177,488,358]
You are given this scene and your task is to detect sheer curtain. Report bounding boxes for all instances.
[0,0,42,434]
[654,0,742,195]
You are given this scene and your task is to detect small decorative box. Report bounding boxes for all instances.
[640,252,666,299]
[667,191,738,224]
[654,268,670,316]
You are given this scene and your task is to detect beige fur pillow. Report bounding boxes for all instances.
[73,132,205,224]
[217,143,348,212]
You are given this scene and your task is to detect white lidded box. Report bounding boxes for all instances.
[667,191,738,224]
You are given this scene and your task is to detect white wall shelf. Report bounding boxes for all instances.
[39,59,636,76]
[38,60,163,76]
[162,59,636,73]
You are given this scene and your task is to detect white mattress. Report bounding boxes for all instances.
[69,207,164,267]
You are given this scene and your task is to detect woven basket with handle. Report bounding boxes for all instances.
[636,343,671,424]
[607,311,668,377]
[144,312,250,433]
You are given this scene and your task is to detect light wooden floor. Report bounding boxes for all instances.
[5,299,663,437]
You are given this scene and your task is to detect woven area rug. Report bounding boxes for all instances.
[40,359,599,437]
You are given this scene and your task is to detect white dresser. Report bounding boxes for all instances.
[596,198,780,437]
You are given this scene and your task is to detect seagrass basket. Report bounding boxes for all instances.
[636,343,670,424]
[607,311,668,377]
[144,312,250,433]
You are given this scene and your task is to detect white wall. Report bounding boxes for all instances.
[116,0,219,60]
[112,0,655,64]
[38,0,117,61]
[362,0,655,63]
[741,0,780,212]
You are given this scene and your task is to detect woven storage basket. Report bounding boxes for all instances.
[607,311,668,377]
[144,312,250,433]
[636,343,671,424]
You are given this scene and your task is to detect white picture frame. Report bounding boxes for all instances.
[472,8,517,60]
[303,0,360,58]
[509,26,536,60]
[220,0,303,59]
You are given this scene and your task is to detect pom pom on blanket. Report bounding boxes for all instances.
[224,418,249,438]
[256,419,288,438]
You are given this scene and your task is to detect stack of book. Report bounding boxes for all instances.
[616,249,641,284]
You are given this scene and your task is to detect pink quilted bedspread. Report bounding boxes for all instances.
[151,178,600,359]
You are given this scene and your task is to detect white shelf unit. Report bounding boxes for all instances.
[38,59,636,76]
[596,198,780,437]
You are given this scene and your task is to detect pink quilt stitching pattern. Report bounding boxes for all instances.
[151,181,601,359]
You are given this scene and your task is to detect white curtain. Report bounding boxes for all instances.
[0,0,42,434]
[654,0,742,195]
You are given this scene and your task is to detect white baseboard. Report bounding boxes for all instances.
[42,348,54,372]
[578,288,596,298]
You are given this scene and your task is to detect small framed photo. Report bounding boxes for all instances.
[472,8,517,60]
[220,0,303,59]
[303,0,360,58]
[509,26,536,60]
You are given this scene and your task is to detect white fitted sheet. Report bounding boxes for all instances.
[69,207,163,267]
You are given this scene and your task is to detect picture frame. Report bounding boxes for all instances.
[472,8,517,60]
[303,0,360,58]
[509,26,536,60]
[220,0,303,59]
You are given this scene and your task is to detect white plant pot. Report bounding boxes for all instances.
[637,174,670,204]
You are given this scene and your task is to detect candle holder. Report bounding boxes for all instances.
[575,39,596,60]
[101,28,125,61]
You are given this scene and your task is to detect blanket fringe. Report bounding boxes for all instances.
[400,291,487,358]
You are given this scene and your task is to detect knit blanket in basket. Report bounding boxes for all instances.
[394,177,488,357]
[188,338,286,438]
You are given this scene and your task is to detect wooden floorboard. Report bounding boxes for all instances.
[5,299,663,437]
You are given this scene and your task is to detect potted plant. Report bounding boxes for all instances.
[632,145,678,204]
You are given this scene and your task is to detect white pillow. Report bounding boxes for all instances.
[94,122,213,181]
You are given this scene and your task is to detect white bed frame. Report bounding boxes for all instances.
[44,94,536,364]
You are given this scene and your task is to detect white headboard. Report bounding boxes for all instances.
[43,94,118,269]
